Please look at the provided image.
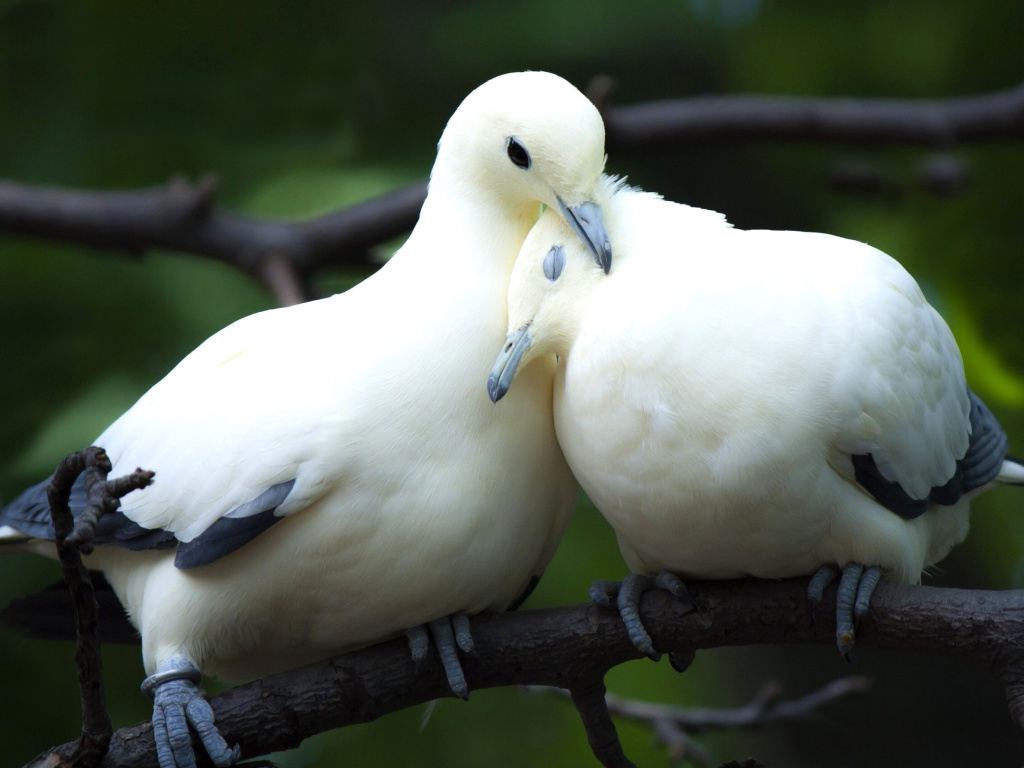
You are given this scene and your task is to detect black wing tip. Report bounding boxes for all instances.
[963,389,1011,492]
[852,454,931,519]
[172,479,295,570]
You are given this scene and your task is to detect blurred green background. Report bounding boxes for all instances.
[2,1,1023,766]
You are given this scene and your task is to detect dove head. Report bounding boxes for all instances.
[434,72,612,272]
[488,208,606,403]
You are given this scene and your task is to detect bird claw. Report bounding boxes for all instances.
[407,624,431,674]
[406,613,476,700]
[145,658,238,768]
[590,571,696,668]
[653,571,697,609]
[669,648,696,673]
[588,579,621,609]
[809,563,883,661]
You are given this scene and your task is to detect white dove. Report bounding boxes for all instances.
[489,179,1023,665]
[1,71,611,768]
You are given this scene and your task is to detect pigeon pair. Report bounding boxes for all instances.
[2,72,1020,768]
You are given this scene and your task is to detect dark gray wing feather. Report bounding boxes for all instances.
[853,388,1009,519]
[173,479,295,569]
[1,474,176,550]
[2,474,296,568]
[0,574,140,644]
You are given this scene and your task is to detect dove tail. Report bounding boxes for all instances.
[996,456,1024,486]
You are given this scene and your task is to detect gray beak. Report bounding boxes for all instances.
[488,326,532,403]
[558,199,612,274]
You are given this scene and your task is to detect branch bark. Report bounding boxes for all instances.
[27,579,1022,767]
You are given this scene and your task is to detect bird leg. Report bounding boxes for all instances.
[406,613,477,700]
[807,563,883,662]
[142,654,239,768]
[589,572,695,666]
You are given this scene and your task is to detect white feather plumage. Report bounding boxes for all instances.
[5,71,611,683]
[499,181,1015,589]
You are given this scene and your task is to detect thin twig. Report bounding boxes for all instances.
[603,676,871,733]
[257,256,308,306]
[605,677,868,765]
[541,676,869,765]
[33,447,154,768]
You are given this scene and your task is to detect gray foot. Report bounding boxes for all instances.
[407,613,477,700]
[589,571,694,665]
[143,656,239,768]
[807,563,882,662]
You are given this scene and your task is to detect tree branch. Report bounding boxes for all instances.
[2,81,1022,283]
[0,176,428,282]
[568,678,638,768]
[25,579,1022,767]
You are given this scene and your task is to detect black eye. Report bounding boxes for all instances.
[506,136,531,170]
[543,245,565,281]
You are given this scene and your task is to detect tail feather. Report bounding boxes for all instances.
[0,575,140,644]
[996,456,1024,486]
[0,525,33,545]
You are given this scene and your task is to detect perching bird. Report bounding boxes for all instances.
[489,178,1024,664]
[0,71,611,768]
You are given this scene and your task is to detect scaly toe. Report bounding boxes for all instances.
[617,573,661,661]
[807,564,840,627]
[835,563,865,660]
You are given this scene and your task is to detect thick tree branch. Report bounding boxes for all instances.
[2,81,1022,285]
[25,579,1023,767]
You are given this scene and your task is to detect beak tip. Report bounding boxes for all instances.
[600,240,612,274]
[559,199,613,274]
[487,375,505,403]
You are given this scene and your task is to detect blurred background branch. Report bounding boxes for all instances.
[599,80,1024,151]
[1,81,1022,304]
